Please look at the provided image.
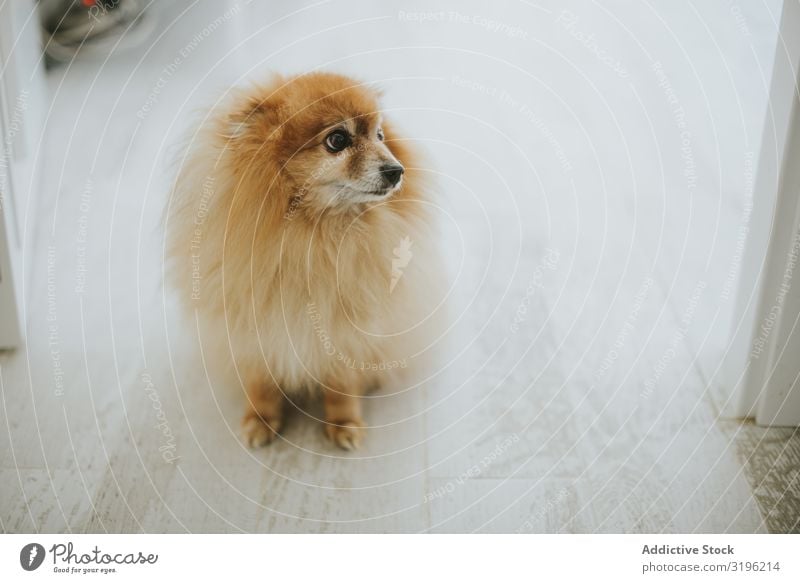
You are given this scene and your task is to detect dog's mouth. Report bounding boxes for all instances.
[360,176,404,198]
[362,188,393,197]
[332,182,400,201]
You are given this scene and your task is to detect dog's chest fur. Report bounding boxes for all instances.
[243,207,428,387]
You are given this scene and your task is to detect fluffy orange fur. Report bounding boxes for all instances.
[166,72,443,450]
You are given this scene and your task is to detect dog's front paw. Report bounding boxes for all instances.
[325,419,365,451]
[241,412,282,447]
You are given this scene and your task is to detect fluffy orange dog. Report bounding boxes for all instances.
[167,72,441,450]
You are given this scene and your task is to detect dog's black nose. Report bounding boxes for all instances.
[379,163,404,187]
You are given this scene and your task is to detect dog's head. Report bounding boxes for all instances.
[227,72,406,213]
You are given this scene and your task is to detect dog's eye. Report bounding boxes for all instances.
[377,128,384,141]
[325,129,351,152]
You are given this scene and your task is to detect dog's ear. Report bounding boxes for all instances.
[371,84,385,99]
[226,92,287,142]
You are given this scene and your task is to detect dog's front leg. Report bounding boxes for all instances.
[322,380,365,450]
[241,379,285,447]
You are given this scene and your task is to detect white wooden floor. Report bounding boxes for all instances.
[0,0,790,532]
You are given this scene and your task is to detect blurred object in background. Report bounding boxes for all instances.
[39,0,156,64]
[0,0,47,349]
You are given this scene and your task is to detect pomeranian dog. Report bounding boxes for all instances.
[167,72,443,450]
